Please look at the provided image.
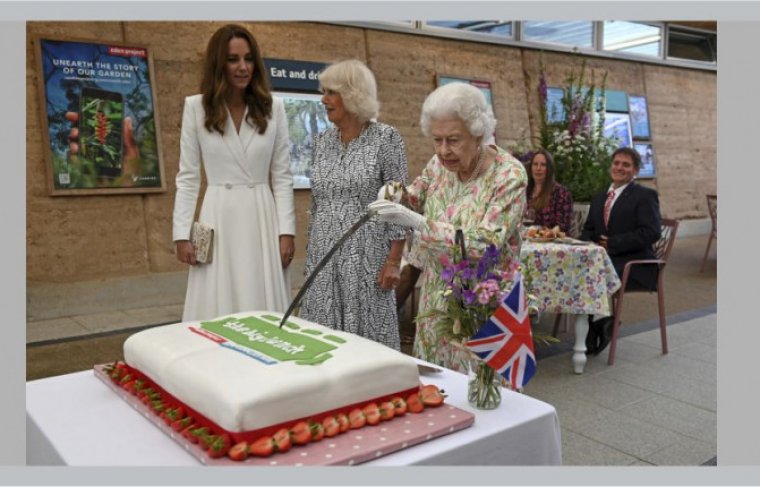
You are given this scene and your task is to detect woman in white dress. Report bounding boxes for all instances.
[173,24,295,321]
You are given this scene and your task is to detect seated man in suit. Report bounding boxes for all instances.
[580,147,662,355]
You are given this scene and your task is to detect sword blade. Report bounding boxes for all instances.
[279,212,374,328]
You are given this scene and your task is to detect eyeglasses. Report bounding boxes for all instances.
[432,137,467,151]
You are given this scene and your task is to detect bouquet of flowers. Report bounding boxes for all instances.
[419,242,540,408]
[537,57,619,202]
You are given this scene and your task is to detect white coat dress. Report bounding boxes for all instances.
[172,94,295,321]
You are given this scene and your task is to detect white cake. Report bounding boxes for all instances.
[123,311,421,436]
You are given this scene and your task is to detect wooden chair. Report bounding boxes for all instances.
[569,204,590,239]
[700,194,717,272]
[607,218,680,365]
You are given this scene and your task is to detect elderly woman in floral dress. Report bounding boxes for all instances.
[370,82,527,372]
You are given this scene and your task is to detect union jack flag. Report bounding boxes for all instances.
[465,272,536,390]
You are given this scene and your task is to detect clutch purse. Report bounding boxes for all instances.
[191,222,214,264]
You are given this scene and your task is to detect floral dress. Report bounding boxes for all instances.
[531,182,574,234]
[407,146,527,372]
[300,122,408,350]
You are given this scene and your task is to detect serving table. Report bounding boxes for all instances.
[27,360,562,466]
[520,240,621,374]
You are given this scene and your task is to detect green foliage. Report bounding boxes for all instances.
[537,57,618,202]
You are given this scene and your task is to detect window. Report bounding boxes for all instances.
[603,21,662,58]
[335,21,715,71]
[424,20,513,39]
[521,21,594,49]
[667,27,717,63]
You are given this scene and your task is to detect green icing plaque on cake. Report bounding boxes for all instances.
[200,316,338,364]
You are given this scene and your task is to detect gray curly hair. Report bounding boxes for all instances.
[420,82,496,144]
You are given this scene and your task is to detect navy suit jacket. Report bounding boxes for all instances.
[580,182,662,290]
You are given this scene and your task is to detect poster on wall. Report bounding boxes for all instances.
[277,91,329,190]
[603,112,633,149]
[629,95,651,139]
[545,87,565,123]
[265,58,327,190]
[34,36,166,195]
[436,75,495,143]
[634,142,656,178]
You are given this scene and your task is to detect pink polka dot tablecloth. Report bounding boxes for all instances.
[95,365,475,466]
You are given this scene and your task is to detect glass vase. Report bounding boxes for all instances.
[467,359,502,410]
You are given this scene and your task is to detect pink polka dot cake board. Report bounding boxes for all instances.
[94,364,475,466]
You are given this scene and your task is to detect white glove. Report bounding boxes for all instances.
[376,181,405,203]
[368,200,426,230]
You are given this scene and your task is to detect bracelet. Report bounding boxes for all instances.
[385,258,401,267]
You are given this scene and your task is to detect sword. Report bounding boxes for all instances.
[280,212,374,328]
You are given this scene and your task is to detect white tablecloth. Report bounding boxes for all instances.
[26,363,561,466]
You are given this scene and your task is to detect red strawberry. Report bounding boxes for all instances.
[309,421,325,442]
[419,384,446,407]
[273,428,292,453]
[378,401,396,421]
[172,406,186,420]
[200,433,218,449]
[186,426,209,444]
[207,434,232,458]
[228,441,249,461]
[289,421,311,445]
[171,416,193,432]
[322,416,340,437]
[348,408,366,429]
[110,362,128,380]
[391,396,407,416]
[162,407,175,424]
[132,379,145,392]
[362,403,381,426]
[336,413,350,433]
[407,393,424,413]
[180,423,197,438]
[249,436,274,457]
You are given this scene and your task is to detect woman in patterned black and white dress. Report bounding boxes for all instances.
[300,60,408,350]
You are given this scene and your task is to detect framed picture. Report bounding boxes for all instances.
[634,143,656,178]
[546,87,565,123]
[277,91,329,190]
[603,112,633,148]
[436,75,495,142]
[629,95,651,139]
[34,36,166,195]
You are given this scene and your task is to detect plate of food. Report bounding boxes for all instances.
[554,237,592,246]
[524,225,566,242]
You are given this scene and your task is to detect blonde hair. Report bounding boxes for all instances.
[319,60,379,124]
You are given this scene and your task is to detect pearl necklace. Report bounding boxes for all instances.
[460,146,486,184]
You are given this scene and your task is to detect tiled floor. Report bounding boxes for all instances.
[26,234,717,465]
[526,311,716,465]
